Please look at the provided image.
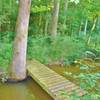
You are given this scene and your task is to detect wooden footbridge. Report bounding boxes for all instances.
[27,60,85,100]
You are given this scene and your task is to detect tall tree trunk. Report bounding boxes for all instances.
[49,0,60,38]
[9,0,31,81]
[62,0,68,34]
[63,0,68,24]
[84,19,88,36]
[87,18,97,46]
[91,18,97,32]
[79,20,83,35]
[44,18,49,35]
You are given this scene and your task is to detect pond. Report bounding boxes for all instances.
[0,60,100,100]
[49,60,100,98]
[0,78,53,100]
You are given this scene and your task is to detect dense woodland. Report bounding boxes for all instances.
[0,0,100,67]
[0,0,100,99]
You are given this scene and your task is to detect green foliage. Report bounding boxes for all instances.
[31,5,51,13]
[0,0,100,99]
[64,64,100,99]
[0,32,15,42]
[0,0,18,32]
[59,89,68,96]
[0,42,12,70]
[80,64,90,70]
[87,33,100,51]
[27,35,86,64]
[0,32,13,70]
[79,73,100,100]
[59,89,79,100]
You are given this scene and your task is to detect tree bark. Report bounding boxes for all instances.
[44,18,49,35]
[62,0,68,34]
[49,0,60,38]
[79,20,83,35]
[63,0,68,24]
[9,0,31,81]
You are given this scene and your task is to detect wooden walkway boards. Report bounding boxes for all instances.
[27,60,85,100]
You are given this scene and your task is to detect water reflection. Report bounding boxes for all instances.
[0,78,53,100]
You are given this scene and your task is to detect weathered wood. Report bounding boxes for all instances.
[27,60,85,100]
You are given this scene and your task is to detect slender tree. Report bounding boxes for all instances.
[9,0,31,81]
[62,0,68,34]
[91,18,97,32]
[84,19,88,35]
[49,0,60,38]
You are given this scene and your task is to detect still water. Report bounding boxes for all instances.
[0,78,53,100]
[0,60,99,100]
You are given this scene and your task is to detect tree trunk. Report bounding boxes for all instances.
[91,18,97,32]
[84,19,88,36]
[9,0,31,81]
[87,18,97,46]
[49,0,60,38]
[63,0,68,24]
[79,20,83,35]
[44,18,49,35]
[62,0,68,34]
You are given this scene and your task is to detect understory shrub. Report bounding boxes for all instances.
[27,35,86,64]
[0,42,12,70]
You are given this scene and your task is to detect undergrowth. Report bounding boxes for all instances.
[27,35,86,64]
[0,34,99,71]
